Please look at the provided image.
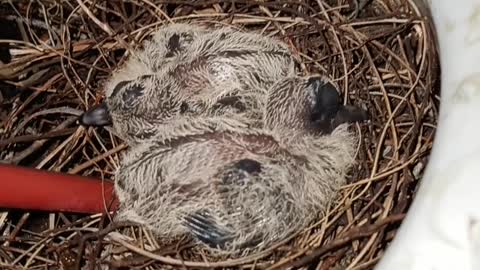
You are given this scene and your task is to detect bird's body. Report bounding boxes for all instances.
[79,23,367,255]
[94,23,298,143]
[111,74,362,254]
[115,125,355,254]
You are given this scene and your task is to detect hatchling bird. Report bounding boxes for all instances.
[80,23,299,144]
[82,74,366,254]
[264,75,367,139]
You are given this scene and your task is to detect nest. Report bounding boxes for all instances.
[0,0,439,269]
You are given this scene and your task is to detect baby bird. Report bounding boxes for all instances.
[102,76,365,255]
[264,75,367,138]
[79,23,368,254]
[80,23,298,144]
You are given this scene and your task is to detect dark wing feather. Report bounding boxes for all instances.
[182,158,263,249]
[183,211,233,249]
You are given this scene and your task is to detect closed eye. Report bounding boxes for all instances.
[122,83,145,107]
[110,80,130,98]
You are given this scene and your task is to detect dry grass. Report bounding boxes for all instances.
[0,0,439,269]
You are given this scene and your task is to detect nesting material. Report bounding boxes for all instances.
[0,0,439,269]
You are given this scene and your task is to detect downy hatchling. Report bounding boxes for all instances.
[111,75,363,255]
[81,23,299,144]
[79,23,367,255]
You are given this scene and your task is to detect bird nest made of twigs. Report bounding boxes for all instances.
[0,0,439,269]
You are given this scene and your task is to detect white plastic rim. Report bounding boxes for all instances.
[375,1,480,270]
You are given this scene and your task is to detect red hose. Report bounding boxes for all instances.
[0,164,118,214]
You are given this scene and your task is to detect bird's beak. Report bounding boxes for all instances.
[79,103,112,126]
[333,105,368,127]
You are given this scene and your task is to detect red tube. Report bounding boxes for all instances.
[0,164,118,214]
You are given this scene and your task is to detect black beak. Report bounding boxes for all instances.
[332,105,368,126]
[312,104,368,134]
[308,77,368,133]
[79,103,112,126]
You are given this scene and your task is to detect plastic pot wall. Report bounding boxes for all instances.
[375,1,480,269]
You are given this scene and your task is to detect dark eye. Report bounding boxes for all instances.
[180,102,189,113]
[111,80,131,98]
[168,33,180,51]
[122,83,145,107]
[315,81,340,109]
[307,78,340,122]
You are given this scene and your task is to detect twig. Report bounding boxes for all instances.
[4,117,78,165]
[267,214,405,269]
[68,143,128,174]
[0,127,78,147]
